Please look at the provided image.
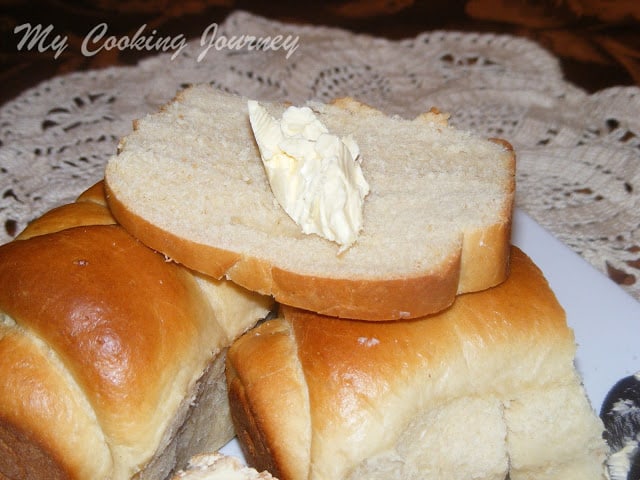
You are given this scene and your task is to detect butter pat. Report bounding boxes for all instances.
[248,100,369,252]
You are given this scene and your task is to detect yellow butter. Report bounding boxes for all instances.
[248,100,369,252]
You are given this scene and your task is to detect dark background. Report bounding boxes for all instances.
[1,0,639,106]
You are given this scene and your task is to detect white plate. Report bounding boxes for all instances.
[512,208,640,409]
[220,208,640,461]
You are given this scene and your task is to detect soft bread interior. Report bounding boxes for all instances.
[345,383,605,480]
[105,85,515,320]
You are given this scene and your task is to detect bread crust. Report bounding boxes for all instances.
[457,211,513,293]
[226,247,606,479]
[0,328,111,480]
[226,319,310,480]
[107,181,513,320]
[0,183,273,479]
[106,184,466,320]
[0,224,222,478]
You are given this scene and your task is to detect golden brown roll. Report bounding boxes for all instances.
[0,182,273,479]
[226,247,607,480]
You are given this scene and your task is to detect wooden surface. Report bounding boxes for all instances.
[1,0,639,107]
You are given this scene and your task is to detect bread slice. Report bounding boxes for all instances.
[105,85,515,320]
[0,183,274,480]
[226,247,608,480]
[172,453,276,479]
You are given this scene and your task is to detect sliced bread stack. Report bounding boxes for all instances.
[104,85,607,479]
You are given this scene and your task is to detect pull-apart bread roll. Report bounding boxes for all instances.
[0,182,273,480]
[226,247,607,480]
[105,84,515,320]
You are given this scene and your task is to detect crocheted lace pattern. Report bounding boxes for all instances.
[2,11,639,300]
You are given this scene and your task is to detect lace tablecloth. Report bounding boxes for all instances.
[1,11,639,302]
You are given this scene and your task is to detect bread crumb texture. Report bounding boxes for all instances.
[105,85,515,319]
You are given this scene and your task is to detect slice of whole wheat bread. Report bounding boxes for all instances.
[105,85,515,320]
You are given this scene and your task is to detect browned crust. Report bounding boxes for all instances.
[288,249,564,425]
[16,201,116,240]
[106,179,512,321]
[17,181,115,241]
[0,329,108,480]
[226,319,309,480]
[226,366,285,480]
[0,225,212,426]
[105,182,243,277]
[75,180,109,205]
[0,183,228,479]
[226,376,262,465]
[458,140,515,294]
[0,347,74,480]
[226,247,575,480]
[233,251,462,320]
[458,220,512,293]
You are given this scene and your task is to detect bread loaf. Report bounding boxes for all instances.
[226,247,607,480]
[0,182,273,480]
[104,85,515,320]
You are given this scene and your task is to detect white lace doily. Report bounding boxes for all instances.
[1,11,639,302]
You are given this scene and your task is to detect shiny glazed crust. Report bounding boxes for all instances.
[226,247,607,479]
[0,183,272,479]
